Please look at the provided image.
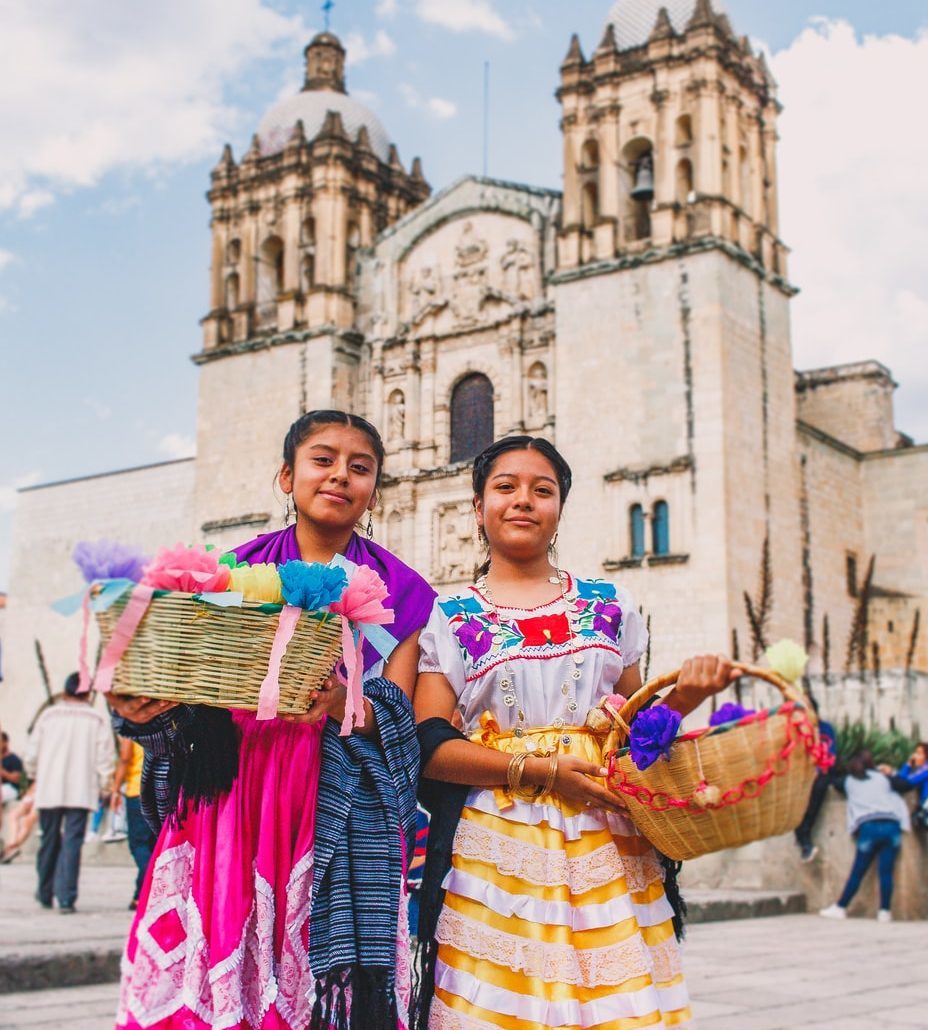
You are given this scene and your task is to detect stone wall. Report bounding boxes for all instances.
[796,362,897,453]
[681,795,928,920]
[0,460,195,744]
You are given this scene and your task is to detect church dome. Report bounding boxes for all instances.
[257,90,391,161]
[605,0,725,50]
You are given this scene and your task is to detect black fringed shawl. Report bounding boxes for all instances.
[308,677,420,1030]
[409,716,688,1030]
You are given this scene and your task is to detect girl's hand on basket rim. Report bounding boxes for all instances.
[530,754,628,814]
[280,675,346,725]
[107,693,178,724]
[669,654,742,716]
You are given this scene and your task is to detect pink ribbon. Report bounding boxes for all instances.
[93,585,155,694]
[330,567,394,736]
[256,605,302,720]
[77,590,93,694]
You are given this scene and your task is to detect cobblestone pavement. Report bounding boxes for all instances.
[1,861,926,1030]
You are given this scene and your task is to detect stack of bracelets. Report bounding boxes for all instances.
[506,750,560,801]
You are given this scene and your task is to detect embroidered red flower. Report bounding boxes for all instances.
[516,613,571,647]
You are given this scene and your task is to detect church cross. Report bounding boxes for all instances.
[322,0,334,31]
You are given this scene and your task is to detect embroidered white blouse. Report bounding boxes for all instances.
[418,575,648,735]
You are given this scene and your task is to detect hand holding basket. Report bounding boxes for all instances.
[604,666,832,861]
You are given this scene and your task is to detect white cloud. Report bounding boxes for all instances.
[399,83,458,120]
[0,471,42,513]
[83,397,112,420]
[0,1,308,216]
[414,0,513,40]
[344,29,396,66]
[158,433,196,460]
[375,0,398,17]
[772,20,928,441]
[0,249,15,272]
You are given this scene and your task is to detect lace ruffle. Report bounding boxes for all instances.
[435,907,682,987]
[452,815,664,895]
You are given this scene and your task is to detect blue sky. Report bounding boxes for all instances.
[2,0,927,589]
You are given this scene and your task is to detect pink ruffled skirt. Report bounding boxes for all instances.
[116,712,323,1030]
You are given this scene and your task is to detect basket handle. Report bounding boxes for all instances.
[611,664,806,746]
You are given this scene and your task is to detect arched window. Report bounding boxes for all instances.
[346,221,360,289]
[258,236,284,300]
[675,158,694,205]
[580,139,600,171]
[675,114,693,146]
[630,504,645,559]
[582,182,599,228]
[224,272,240,311]
[652,501,670,556]
[450,373,493,463]
[226,238,241,265]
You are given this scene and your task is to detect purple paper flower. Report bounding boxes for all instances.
[709,702,755,727]
[72,540,149,584]
[629,703,682,771]
[592,600,623,641]
[454,617,494,661]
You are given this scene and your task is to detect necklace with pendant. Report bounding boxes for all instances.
[476,569,584,749]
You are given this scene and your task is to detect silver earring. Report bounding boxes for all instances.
[365,513,374,540]
[548,531,559,570]
[284,495,295,525]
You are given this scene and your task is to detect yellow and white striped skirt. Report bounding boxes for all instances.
[429,725,694,1030]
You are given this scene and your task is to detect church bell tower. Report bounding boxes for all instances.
[552,0,803,671]
[192,33,429,551]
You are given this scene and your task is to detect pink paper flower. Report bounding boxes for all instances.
[141,544,231,594]
[329,564,393,623]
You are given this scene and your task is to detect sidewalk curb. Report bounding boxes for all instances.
[0,891,807,994]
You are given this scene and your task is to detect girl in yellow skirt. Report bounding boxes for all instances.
[413,437,737,1030]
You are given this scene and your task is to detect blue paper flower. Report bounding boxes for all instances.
[279,561,348,610]
[709,702,755,727]
[629,703,682,771]
[72,539,149,584]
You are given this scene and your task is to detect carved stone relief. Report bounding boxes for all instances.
[433,499,478,583]
[387,389,406,442]
[526,361,549,425]
[500,239,535,301]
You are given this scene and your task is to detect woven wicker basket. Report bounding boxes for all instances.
[604,666,823,861]
[95,591,342,714]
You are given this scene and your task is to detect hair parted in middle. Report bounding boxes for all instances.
[471,435,573,578]
[281,409,386,488]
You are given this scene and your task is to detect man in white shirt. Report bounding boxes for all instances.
[24,672,115,913]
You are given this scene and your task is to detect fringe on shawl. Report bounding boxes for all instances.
[165,705,240,827]
[309,966,397,1030]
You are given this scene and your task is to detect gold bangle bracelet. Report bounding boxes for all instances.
[541,751,559,797]
[507,751,530,794]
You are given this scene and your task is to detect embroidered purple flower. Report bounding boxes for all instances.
[592,600,623,641]
[455,617,494,661]
[629,703,682,771]
[709,702,755,727]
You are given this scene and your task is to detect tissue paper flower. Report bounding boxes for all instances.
[72,540,149,584]
[141,544,231,594]
[279,561,347,610]
[709,702,755,727]
[229,563,283,604]
[765,639,809,684]
[329,564,392,623]
[629,703,682,771]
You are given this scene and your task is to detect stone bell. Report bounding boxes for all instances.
[630,152,655,201]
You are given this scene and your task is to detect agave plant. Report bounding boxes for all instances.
[835,721,918,770]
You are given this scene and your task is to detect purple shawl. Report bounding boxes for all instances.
[231,526,436,670]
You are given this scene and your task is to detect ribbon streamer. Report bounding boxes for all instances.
[93,585,156,694]
[256,605,302,720]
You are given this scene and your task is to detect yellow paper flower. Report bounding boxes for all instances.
[765,639,809,684]
[229,563,283,604]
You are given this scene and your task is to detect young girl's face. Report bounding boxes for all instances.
[279,424,379,532]
[475,448,562,564]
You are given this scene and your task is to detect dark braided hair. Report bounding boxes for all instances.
[283,410,385,488]
[471,436,573,579]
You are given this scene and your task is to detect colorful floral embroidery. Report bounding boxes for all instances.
[441,580,625,678]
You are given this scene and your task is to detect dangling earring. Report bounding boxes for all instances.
[365,513,374,540]
[548,531,559,572]
[284,495,295,526]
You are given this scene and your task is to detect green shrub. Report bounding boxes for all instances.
[835,721,917,770]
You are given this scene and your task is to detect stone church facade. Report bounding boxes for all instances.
[3,0,926,740]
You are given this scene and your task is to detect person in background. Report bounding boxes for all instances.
[1,783,38,863]
[1,730,24,805]
[882,741,928,831]
[111,737,157,909]
[793,699,837,862]
[820,750,910,923]
[24,671,116,913]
